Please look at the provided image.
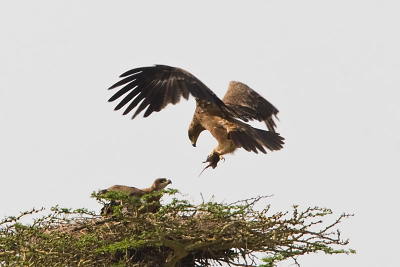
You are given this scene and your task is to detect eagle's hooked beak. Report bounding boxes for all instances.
[167,179,172,185]
[191,139,197,147]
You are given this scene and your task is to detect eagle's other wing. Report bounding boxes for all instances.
[108,65,238,119]
[222,81,279,132]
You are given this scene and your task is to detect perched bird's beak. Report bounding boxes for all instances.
[192,142,196,147]
[167,179,172,184]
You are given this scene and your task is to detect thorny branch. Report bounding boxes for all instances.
[0,190,354,267]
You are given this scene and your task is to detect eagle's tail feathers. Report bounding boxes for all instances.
[230,131,264,154]
[254,128,285,151]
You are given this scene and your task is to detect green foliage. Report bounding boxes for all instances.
[0,190,354,266]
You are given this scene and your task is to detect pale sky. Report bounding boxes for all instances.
[1,1,399,266]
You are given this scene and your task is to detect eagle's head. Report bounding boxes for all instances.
[188,119,205,147]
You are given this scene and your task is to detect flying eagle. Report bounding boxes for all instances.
[108,65,284,171]
[100,178,172,214]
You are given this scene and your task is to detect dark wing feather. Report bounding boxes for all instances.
[229,127,284,154]
[222,81,279,132]
[253,128,285,151]
[104,185,146,197]
[100,185,146,215]
[108,65,238,119]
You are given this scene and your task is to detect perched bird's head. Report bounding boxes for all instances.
[153,178,172,191]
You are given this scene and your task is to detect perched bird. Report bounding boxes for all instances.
[100,178,172,215]
[108,65,284,172]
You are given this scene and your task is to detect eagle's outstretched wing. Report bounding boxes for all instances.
[222,81,279,132]
[108,65,238,119]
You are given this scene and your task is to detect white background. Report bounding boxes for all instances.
[1,1,399,266]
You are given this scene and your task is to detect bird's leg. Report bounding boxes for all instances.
[208,149,224,160]
[207,149,216,158]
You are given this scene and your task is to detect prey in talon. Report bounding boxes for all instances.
[199,152,223,176]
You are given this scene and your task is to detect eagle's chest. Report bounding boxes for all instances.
[200,115,233,145]
[202,117,237,154]
[195,101,238,153]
